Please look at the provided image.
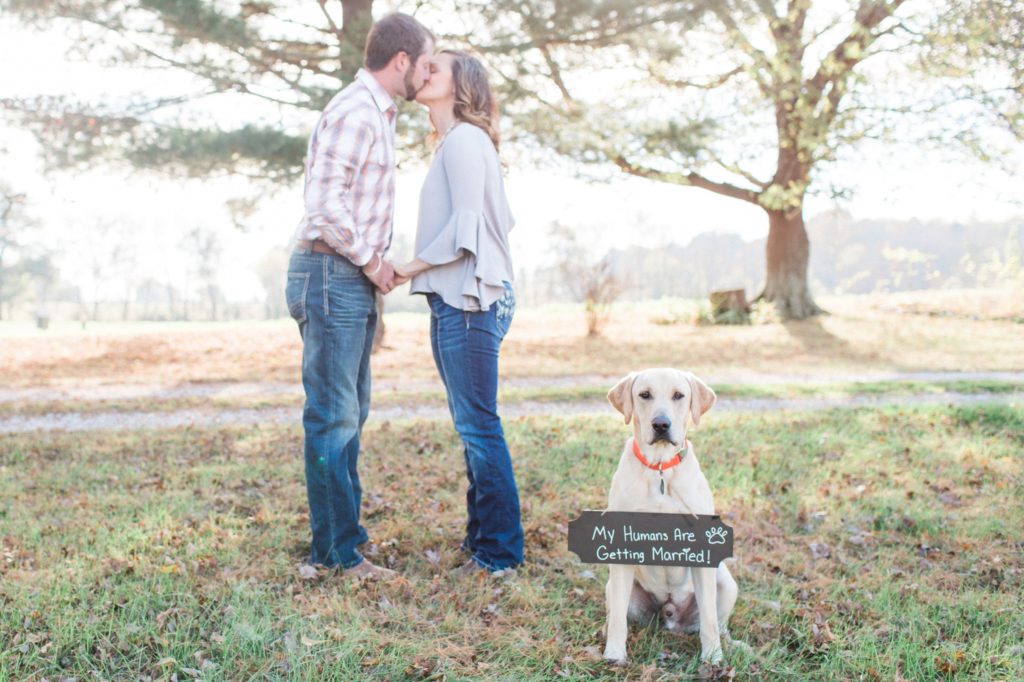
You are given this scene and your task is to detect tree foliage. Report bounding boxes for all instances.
[1,0,377,180]
[455,0,1021,317]
[2,1,1021,319]
[918,0,1024,143]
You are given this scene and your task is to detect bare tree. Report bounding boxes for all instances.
[256,248,289,319]
[75,219,137,322]
[0,182,29,320]
[182,226,224,321]
[552,223,624,337]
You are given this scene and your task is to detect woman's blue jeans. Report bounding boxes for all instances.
[427,286,524,571]
[285,248,375,569]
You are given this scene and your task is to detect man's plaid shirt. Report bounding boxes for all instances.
[294,69,397,267]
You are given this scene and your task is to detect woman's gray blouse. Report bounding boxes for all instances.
[409,123,515,312]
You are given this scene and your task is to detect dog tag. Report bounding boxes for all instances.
[659,476,665,495]
[567,510,733,567]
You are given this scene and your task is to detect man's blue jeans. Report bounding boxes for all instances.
[285,247,375,569]
[427,285,524,571]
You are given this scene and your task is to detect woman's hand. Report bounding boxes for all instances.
[395,259,431,279]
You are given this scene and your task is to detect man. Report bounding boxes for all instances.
[285,13,434,579]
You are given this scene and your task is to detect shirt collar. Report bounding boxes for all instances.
[356,68,397,116]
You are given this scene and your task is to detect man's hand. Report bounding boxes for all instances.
[362,255,396,293]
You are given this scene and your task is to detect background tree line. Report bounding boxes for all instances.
[1,210,1019,323]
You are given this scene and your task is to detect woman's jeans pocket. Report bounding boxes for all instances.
[494,282,515,339]
[285,271,311,324]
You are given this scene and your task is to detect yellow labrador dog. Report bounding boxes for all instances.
[603,368,738,665]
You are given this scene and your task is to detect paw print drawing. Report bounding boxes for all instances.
[706,526,728,545]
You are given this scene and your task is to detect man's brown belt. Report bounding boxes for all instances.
[296,239,339,257]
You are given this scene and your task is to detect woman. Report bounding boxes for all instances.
[395,50,523,573]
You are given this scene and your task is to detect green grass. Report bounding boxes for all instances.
[2,404,1022,680]
[3,379,1022,419]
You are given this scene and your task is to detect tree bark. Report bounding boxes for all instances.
[760,208,822,319]
[340,0,373,77]
[371,290,385,353]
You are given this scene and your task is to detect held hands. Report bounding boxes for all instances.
[363,256,425,294]
[362,254,398,294]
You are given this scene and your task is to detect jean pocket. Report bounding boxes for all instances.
[494,282,515,338]
[325,274,373,326]
[285,272,310,324]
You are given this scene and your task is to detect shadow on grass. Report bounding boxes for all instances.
[953,404,1024,443]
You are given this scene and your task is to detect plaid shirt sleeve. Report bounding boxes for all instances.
[303,106,379,267]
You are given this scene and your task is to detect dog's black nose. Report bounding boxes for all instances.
[652,416,671,434]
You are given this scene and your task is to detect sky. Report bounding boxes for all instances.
[1,11,1021,304]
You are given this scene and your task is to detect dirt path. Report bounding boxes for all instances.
[3,370,1024,406]
[1,389,1020,434]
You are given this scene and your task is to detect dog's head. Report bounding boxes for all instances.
[607,368,716,448]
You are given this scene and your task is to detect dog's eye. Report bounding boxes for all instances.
[673,391,685,401]
[638,390,652,400]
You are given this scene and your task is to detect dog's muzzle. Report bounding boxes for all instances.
[651,415,674,444]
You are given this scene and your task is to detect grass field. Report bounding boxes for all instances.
[2,290,1023,390]
[2,404,1022,680]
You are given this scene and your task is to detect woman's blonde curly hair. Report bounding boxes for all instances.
[429,49,501,153]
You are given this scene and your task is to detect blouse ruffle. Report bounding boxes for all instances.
[415,207,512,311]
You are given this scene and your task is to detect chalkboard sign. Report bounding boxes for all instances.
[567,511,733,567]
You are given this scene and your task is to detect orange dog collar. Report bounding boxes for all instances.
[632,438,690,471]
[632,438,691,495]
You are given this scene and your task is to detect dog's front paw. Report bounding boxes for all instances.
[723,631,753,654]
[603,645,627,666]
[701,645,723,665]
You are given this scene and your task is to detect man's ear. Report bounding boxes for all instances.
[390,50,409,73]
[685,372,716,427]
[607,372,637,425]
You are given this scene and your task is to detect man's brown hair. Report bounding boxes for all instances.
[364,13,434,71]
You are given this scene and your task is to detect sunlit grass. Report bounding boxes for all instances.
[3,290,1024,390]
[2,404,1021,679]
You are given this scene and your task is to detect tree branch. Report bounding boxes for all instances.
[537,43,574,104]
[614,155,762,205]
[317,0,345,43]
[708,152,771,189]
[649,64,745,90]
[710,5,774,98]
[805,0,907,109]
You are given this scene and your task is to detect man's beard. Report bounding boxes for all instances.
[402,66,419,101]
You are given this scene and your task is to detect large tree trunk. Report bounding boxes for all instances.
[760,208,822,319]
[340,0,374,77]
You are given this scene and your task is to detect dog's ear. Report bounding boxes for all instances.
[607,372,637,425]
[685,372,716,427]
